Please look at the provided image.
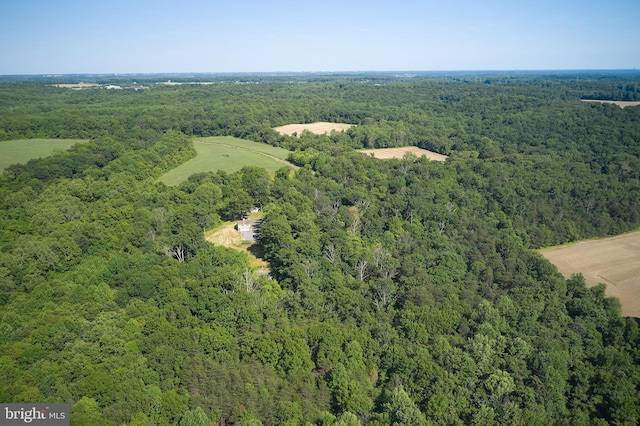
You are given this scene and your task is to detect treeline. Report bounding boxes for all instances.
[0,74,639,425]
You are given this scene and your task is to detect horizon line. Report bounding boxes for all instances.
[1,68,639,78]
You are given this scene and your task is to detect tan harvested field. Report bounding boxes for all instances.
[539,231,640,317]
[359,146,449,162]
[581,99,640,108]
[274,122,353,136]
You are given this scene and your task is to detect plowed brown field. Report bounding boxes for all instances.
[539,231,640,317]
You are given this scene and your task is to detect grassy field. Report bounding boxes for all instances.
[539,231,640,317]
[0,139,86,171]
[159,136,294,186]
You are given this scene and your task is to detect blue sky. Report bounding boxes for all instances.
[1,0,639,74]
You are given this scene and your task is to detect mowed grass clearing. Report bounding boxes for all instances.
[539,231,640,317]
[159,136,294,186]
[205,212,269,271]
[0,139,87,172]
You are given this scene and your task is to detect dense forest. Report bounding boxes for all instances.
[0,72,639,425]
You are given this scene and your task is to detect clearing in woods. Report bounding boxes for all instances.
[159,136,293,186]
[581,99,640,108]
[205,212,269,273]
[0,139,87,172]
[539,231,640,318]
[273,122,353,136]
[359,146,449,161]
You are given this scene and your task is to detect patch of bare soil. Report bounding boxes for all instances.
[539,231,640,317]
[274,122,354,136]
[359,146,448,162]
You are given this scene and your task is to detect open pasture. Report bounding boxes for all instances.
[274,122,353,136]
[359,146,449,161]
[539,231,640,317]
[0,139,86,171]
[159,136,293,186]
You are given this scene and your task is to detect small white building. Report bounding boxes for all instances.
[236,219,263,242]
[236,220,252,233]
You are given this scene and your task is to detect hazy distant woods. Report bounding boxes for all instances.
[0,73,639,425]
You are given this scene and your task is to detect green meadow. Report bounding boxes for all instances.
[159,136,294,186]
[0,139,86,171]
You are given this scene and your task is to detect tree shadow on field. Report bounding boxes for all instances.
[248,242,265,260]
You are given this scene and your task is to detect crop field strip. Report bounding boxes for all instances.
[580,99,640,108]
[359,146,449,161]
[273,122,354,136]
